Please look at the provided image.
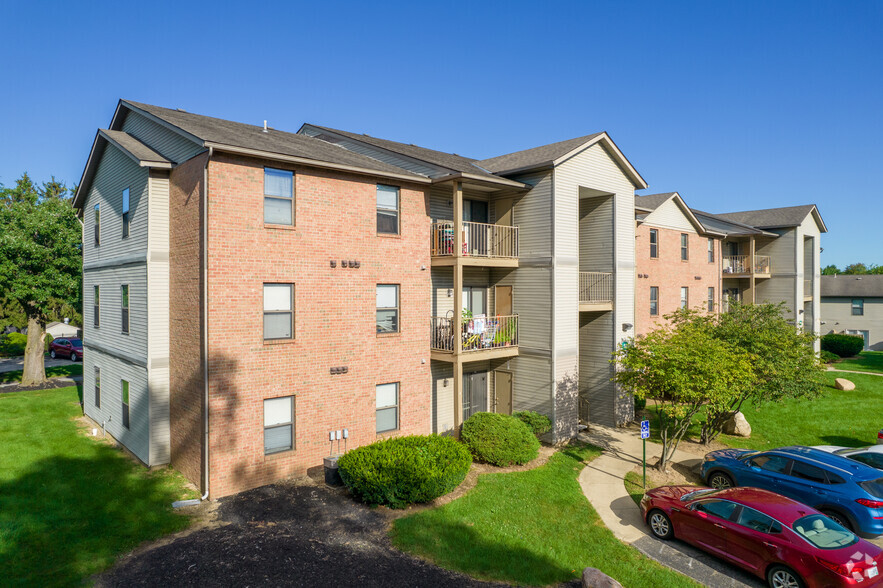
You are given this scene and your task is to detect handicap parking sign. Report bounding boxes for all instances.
[640,420,650,439]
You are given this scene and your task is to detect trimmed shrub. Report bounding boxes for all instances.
[338,435,471,508]
[634,396,647,412]
[819,350,839,364]
[461,412,540,467]
[0,332,27,357]
[513,410,552,437]
[821,333,864,358]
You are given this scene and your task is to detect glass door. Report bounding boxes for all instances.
[463,371,488,420]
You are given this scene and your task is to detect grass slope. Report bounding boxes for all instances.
[0,363,83,384]
[0,386,196,586]
[624,471,646,507]
[834,351,883,374]
[391,443,696,587]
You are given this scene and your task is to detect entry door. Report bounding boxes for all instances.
[463,199,489,223]
[463,371,487,420]
[494,371,513,415]
[726,242,739,256]
[495,285,513,316]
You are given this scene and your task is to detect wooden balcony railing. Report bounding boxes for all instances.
[723,255,771,275]
[431,221,519,259]
[579,272,613,303]
[430,314,519,353]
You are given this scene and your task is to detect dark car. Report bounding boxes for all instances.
[642,486,882,587]
[701,446,883,537]
[49,338,83,361]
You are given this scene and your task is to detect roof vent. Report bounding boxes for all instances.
[176,108,187,112]
[263,120,268,133]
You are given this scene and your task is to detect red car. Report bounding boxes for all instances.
[641,486,882,587]
[48,338,83,361]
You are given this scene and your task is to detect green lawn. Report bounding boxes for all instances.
[0,386,196,586]
[833,350,883,374]
[624,471,645,507]
[647,372,883,451]
[0,363,83,384]
[391,443,697,587]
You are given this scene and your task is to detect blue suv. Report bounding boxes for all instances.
[701,446,883,537]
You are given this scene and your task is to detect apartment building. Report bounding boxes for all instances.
[73,100,645,497]
[821,275,883,350]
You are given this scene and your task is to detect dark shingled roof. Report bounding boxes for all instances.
[821,275,883,297]
[99,129,171,165]
[691,209,769,236]
[635,192,677,211]
[475,133,604,174]
[714,205,819,229]
[121,100,424,178]
[304,124,501,180]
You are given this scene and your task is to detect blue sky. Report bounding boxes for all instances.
[2,1,880,268]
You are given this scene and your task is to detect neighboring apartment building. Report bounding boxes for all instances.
[821,275,883,350]
[634,192,722,335]
[73,100,646,497]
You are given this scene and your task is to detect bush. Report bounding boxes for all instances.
[819,350,839,364]
[338,435,471,508]
[513,410,552,437]
[634,396,647,412]
[461,412,540,467]
[0,332,27,356]
[821,333,865,358]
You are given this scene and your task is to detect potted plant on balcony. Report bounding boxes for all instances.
[492,317,516,347]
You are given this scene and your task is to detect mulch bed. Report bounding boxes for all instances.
[0,376,81,394]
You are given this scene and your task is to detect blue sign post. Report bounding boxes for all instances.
[640,420,650,489]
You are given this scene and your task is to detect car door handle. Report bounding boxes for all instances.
[714,523,726,529]
[671,508,681,513]
[763,542,777,548]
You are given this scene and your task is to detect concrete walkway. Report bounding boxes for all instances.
[827,367,883,377]
[578,425,762,587]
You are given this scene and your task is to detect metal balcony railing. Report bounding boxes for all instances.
[579,272,613,303]
[430,221,519,259]
[723,255,771,275]
[430,314,518,353]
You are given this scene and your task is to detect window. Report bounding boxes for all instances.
[122,188,130,238]
[93,285,100,328]
[680,233,689,260]
[94,204,100,245]
[263,168,294,225]
[462,286,487,316]
[789,460,828,484]
[694,500,737,520]
[376,185,399,234]
[376,284,399,333]
[650,286,659,316]
[849,453,883,470]
[707,287,714,312]
[707,238,714,263]
[376,382,399,433]
[748,454,790,474]
[263,396,294,454]
[263,284,293,340]
[121,380,130,429]
[120,285,129,334]
[736,506,779,534]
[852,299,864,316]
[649,229,658,258]
[94,366,101,408]
[680,287,688,309]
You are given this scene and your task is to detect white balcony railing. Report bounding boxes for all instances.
[430,314,518,353]
[723,255,771,275]
[579,272,613,304]
[431,221,518,259]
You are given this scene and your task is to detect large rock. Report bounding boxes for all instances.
[834,378,855,391]
[723,411,752,437]
[582,567,623,588]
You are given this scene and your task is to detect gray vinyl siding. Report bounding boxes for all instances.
[491,266,552,350]
[509,354,554,417]
[147,171,171,464]
[431,362,455,434]
[579,196,614,272]
[83,144,149,266]
[757,231,795,276]
[121,111,204,164]
[83,347,150,464]
[511,171,553,258]
[821,297,883,350]
[643,198,697,232]
[756,276,798,318]
[579,311,618,426]
[85,265,148,363]
[431,267,493,317]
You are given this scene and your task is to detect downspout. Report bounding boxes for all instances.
[549,169,557,441]
[201,147,212,500]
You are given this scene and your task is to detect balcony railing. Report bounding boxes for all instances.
[579,272,613,303]
[722,255,771,275]
[430,314,518,353]
[430,221,519,259]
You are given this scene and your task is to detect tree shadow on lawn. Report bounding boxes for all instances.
[0,451,190,586]
[818,435,873,448]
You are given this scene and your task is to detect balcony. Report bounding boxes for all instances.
[804,279,813,300]
[430,314,519,362]
[579,272,614,312]
[430,221,519,267]
[722,255,771,277]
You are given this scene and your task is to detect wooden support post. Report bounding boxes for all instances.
[452,181,464,431]
[748,236,756,304]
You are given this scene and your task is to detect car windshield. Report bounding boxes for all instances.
[680,489,720,502]
[859,478,883,498]
[792,515,858,549]
[68,339,82,346]
[834,446,871,455]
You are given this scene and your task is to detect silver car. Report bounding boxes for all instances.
[814,444,883,470]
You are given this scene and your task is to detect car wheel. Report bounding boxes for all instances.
[50,350,56,359]
[70,352,78,362]
[821,510,853,532]
[767,565,804,588]
[648,509,674,540]
[708,471,734,489]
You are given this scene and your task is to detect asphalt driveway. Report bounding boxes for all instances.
[0,356,77,373]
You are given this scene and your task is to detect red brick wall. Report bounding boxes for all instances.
[635,224,721,336]
[205,154,432,497]
[169,152,208,488]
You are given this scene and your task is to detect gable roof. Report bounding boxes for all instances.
[98,129,172,167]
[475,132,648,189]
[821,275,883,297]
[715,204,827,233]
[691,209,775,237]
[635,192,677,212]
[636,192,719,236]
